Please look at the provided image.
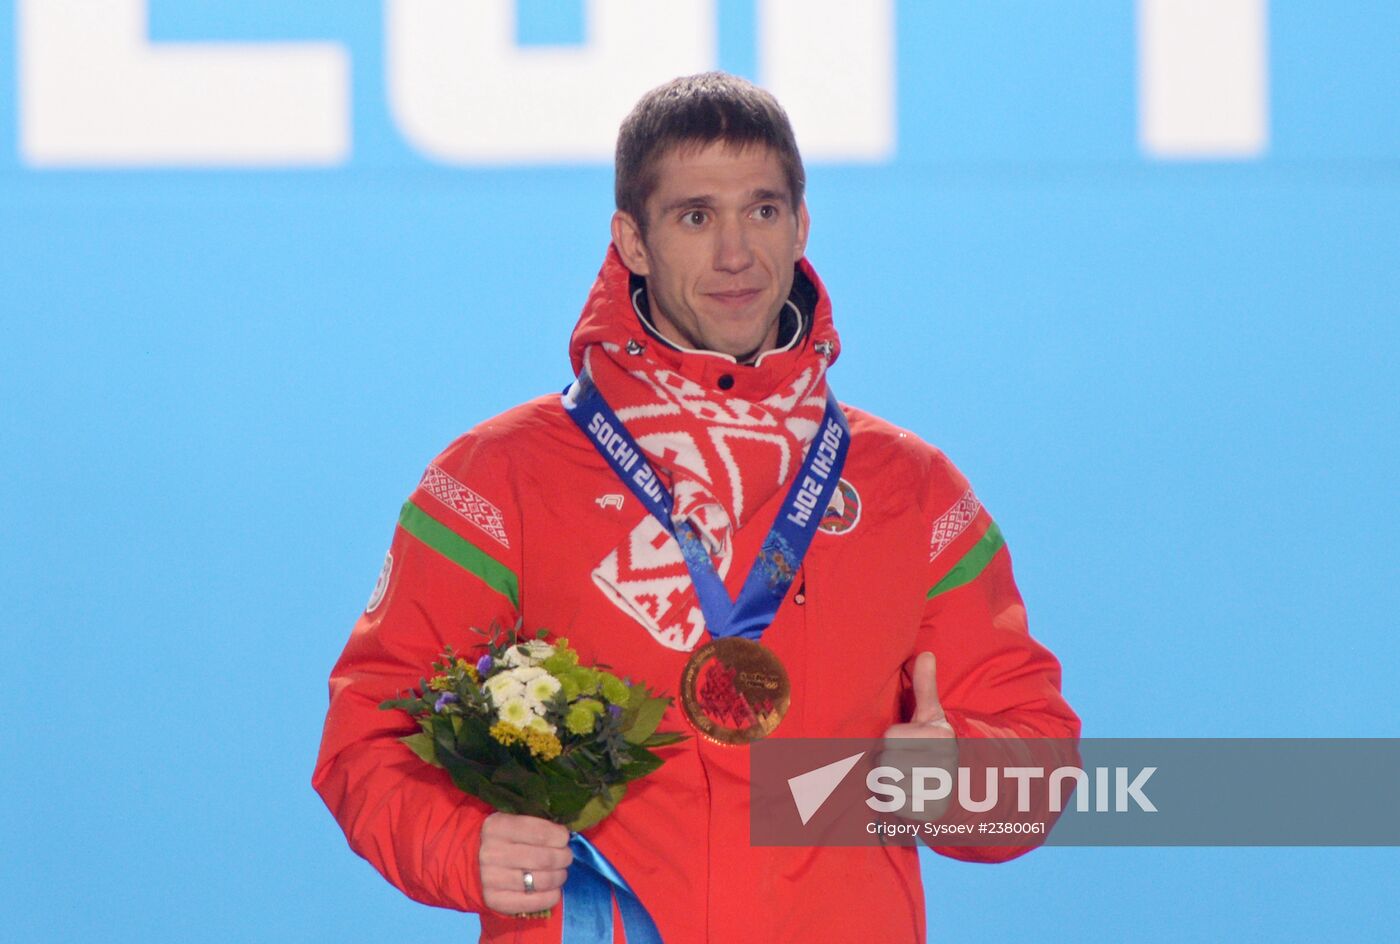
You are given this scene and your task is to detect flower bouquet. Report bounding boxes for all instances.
[380,625,686,832]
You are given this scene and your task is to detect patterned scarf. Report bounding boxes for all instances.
[579,334,831,652]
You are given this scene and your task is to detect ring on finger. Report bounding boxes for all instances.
[522,870,535,894]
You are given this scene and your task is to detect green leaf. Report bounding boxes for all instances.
[449,713,488,752]
[618,746,664,780]
[454,769,530,814]
[542,767,592,802]
[622,696,669,744]
[399,732,439,766]
[491,764,534,789]
[519,774,552,812]
[567,784,627,832]
[442,759,497,783]
[433,725,485,773]
[529,769,592,825]
[483,769,550,819]
[642,731,688,748]
[380,693,429,714]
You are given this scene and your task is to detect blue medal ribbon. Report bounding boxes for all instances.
[561,833,662,944]
[562,370,850,641]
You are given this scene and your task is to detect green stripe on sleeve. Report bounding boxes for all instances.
[926,522,1006,600]
[398,500,520,608]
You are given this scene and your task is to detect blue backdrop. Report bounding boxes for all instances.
[2,3,1396,942]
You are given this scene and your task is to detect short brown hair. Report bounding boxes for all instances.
[615,72,806,229]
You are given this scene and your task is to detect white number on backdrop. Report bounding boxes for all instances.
[386,0,713,163]
[18,0,349,166]
[757,0,894,161]
[385,0,896,163]
[1138,0,1269,158]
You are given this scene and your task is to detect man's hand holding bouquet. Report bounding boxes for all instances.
[380,624,683,939]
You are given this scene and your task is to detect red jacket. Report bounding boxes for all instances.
[313,248,1080,942]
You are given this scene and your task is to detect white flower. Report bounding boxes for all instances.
[484,673,524,706]
[523,639,556,660]
[526,673,562,705]
[508,666,547,685]
[500,640,556,668]
[496,695,533,727]
[499,647,530,669]
[526,715,557,736]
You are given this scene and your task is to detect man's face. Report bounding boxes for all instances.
[612,142,810,362]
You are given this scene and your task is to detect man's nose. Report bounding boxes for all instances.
[713,217,755,272]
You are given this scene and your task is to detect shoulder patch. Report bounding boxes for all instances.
[366,550,392,613]
[930,488,981,561]
[419,464,510,549]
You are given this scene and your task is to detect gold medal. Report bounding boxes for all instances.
[680,637,791,745]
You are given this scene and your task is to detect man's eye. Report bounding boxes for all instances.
[683,210,707,226]
[754,204,778,220]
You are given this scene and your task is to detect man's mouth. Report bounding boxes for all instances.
[707,289,762,307]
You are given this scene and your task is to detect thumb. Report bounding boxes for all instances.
[909,651,946,725]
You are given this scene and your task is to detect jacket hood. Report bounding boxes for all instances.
[568,244,841,402]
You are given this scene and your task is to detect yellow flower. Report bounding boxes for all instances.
[490,721,526,748]
[427,675,451,692]
[489,720,562,761]
[524,727,563,761]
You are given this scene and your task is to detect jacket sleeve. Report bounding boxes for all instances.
[909,457,1081,864]
[311,438,523,912]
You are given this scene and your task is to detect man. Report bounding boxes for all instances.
[313,72,1078,942]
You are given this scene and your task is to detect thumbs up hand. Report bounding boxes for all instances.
[879,652,959,821]
[886,652,956,737]
[912,652,956,731]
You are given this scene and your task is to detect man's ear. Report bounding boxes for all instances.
[794,199,811,259]
[611,211,651,276]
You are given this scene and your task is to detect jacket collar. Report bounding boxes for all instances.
[568,244,840,402]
